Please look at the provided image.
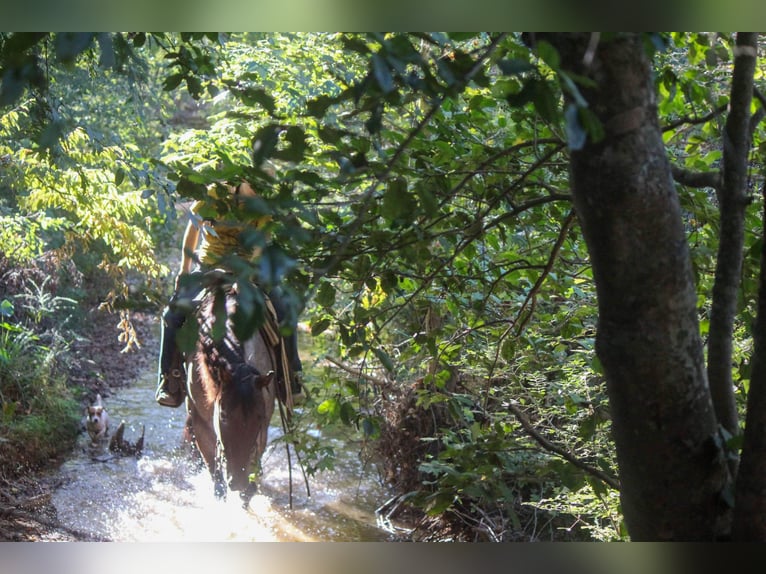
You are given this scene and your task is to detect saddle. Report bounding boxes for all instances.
[262,295,294,414]
[198,280,294,414]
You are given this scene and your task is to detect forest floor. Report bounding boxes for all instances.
[0,308,160,541]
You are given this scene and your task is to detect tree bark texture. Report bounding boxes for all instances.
[541,33,730,540]
[733,167,766,541]
[707,32,757,447]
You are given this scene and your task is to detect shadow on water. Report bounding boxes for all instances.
[51,370,401,542]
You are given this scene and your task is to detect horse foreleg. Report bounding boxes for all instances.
[239,482,258,508]
[185,403,217,477]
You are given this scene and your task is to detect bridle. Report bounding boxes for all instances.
[211,324,278,500]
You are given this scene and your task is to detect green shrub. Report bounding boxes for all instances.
[0,301,81,476]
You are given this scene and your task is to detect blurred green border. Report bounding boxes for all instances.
[9,0,766,31]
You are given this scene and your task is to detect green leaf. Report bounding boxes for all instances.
[176,313,199,354]
[496,58,534,76]
[565,104,587,151]
[235,85,276,114]
[310,317,331,336]
[274,125,307,163]
[587,476,608,498]
[176,178,207,200]
[317,397,340,418]
[317,125,345,145]
[447,33,480,42]
[507,78,559,125]
[163,73,185,91]
[374,347,394,373]
[426,493,455,516]
[531,80,559,124]
[0,300,13,318]
[251,124,280,166]
[535,40,560,70]
[211,289,227,342]
[185,75,203,98]
[340,401,356,425]
[381,176,415,223]
[54,33,96,64]
[361,417,379,438]
[372,53,395,94]
[131,32,146,47]
[306,94,336,118]
[341,35,371,55]
[315,282,336,309]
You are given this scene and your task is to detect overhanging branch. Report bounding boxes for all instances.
[507,401,620,491]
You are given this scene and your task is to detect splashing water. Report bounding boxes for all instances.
[51,371,399,541]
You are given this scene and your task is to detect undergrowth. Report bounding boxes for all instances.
[0,257,83,478]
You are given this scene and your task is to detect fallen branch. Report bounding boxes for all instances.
[324,356,392,388]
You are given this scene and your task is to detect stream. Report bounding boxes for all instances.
[50,368,402,542]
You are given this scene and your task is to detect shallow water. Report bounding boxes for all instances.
[51,370,400,542]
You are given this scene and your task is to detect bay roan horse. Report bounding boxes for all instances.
[184,283,292,504]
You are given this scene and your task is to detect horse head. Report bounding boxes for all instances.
[212,366,275,494]
[186,284,279,504]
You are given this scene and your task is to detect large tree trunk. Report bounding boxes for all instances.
[540,33,730,540]
[733,165,766,541]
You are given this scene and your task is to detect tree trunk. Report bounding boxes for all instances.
[707,32,757,452]
[733,177,766,540]
[540,33,730,540]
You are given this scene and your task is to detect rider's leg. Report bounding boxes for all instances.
[155,299,188,407]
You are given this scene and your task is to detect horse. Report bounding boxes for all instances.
[183,282,292,504]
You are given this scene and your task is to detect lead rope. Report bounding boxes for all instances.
[263,297,311,508]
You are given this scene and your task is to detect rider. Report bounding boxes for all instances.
[155,181,303,408]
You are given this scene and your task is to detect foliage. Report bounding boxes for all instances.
[0,34,183,331]
[2,32,766,540]
[133,31,623,539]
[0,33,185,478]
[0,295,80,475]
[150,32,620,539]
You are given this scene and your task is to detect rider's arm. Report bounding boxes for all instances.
[175,202,202,289]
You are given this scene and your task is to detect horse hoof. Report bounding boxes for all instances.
[240,487,256,508]
[214,481,227,500]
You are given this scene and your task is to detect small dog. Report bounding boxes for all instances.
[84,393,110,443]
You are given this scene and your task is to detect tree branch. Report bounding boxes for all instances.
[506,401,620,491]
[324,355,392,388]
[707,32,758,447]
[749,86,766,139]
[671,164,722,190]
[312,33,509,282]
[662,103,728,132]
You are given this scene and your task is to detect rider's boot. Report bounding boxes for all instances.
[156,306,187,408]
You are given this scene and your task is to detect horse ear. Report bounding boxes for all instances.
[257,371,275,388]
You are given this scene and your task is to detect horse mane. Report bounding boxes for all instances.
[195,287,261,414]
